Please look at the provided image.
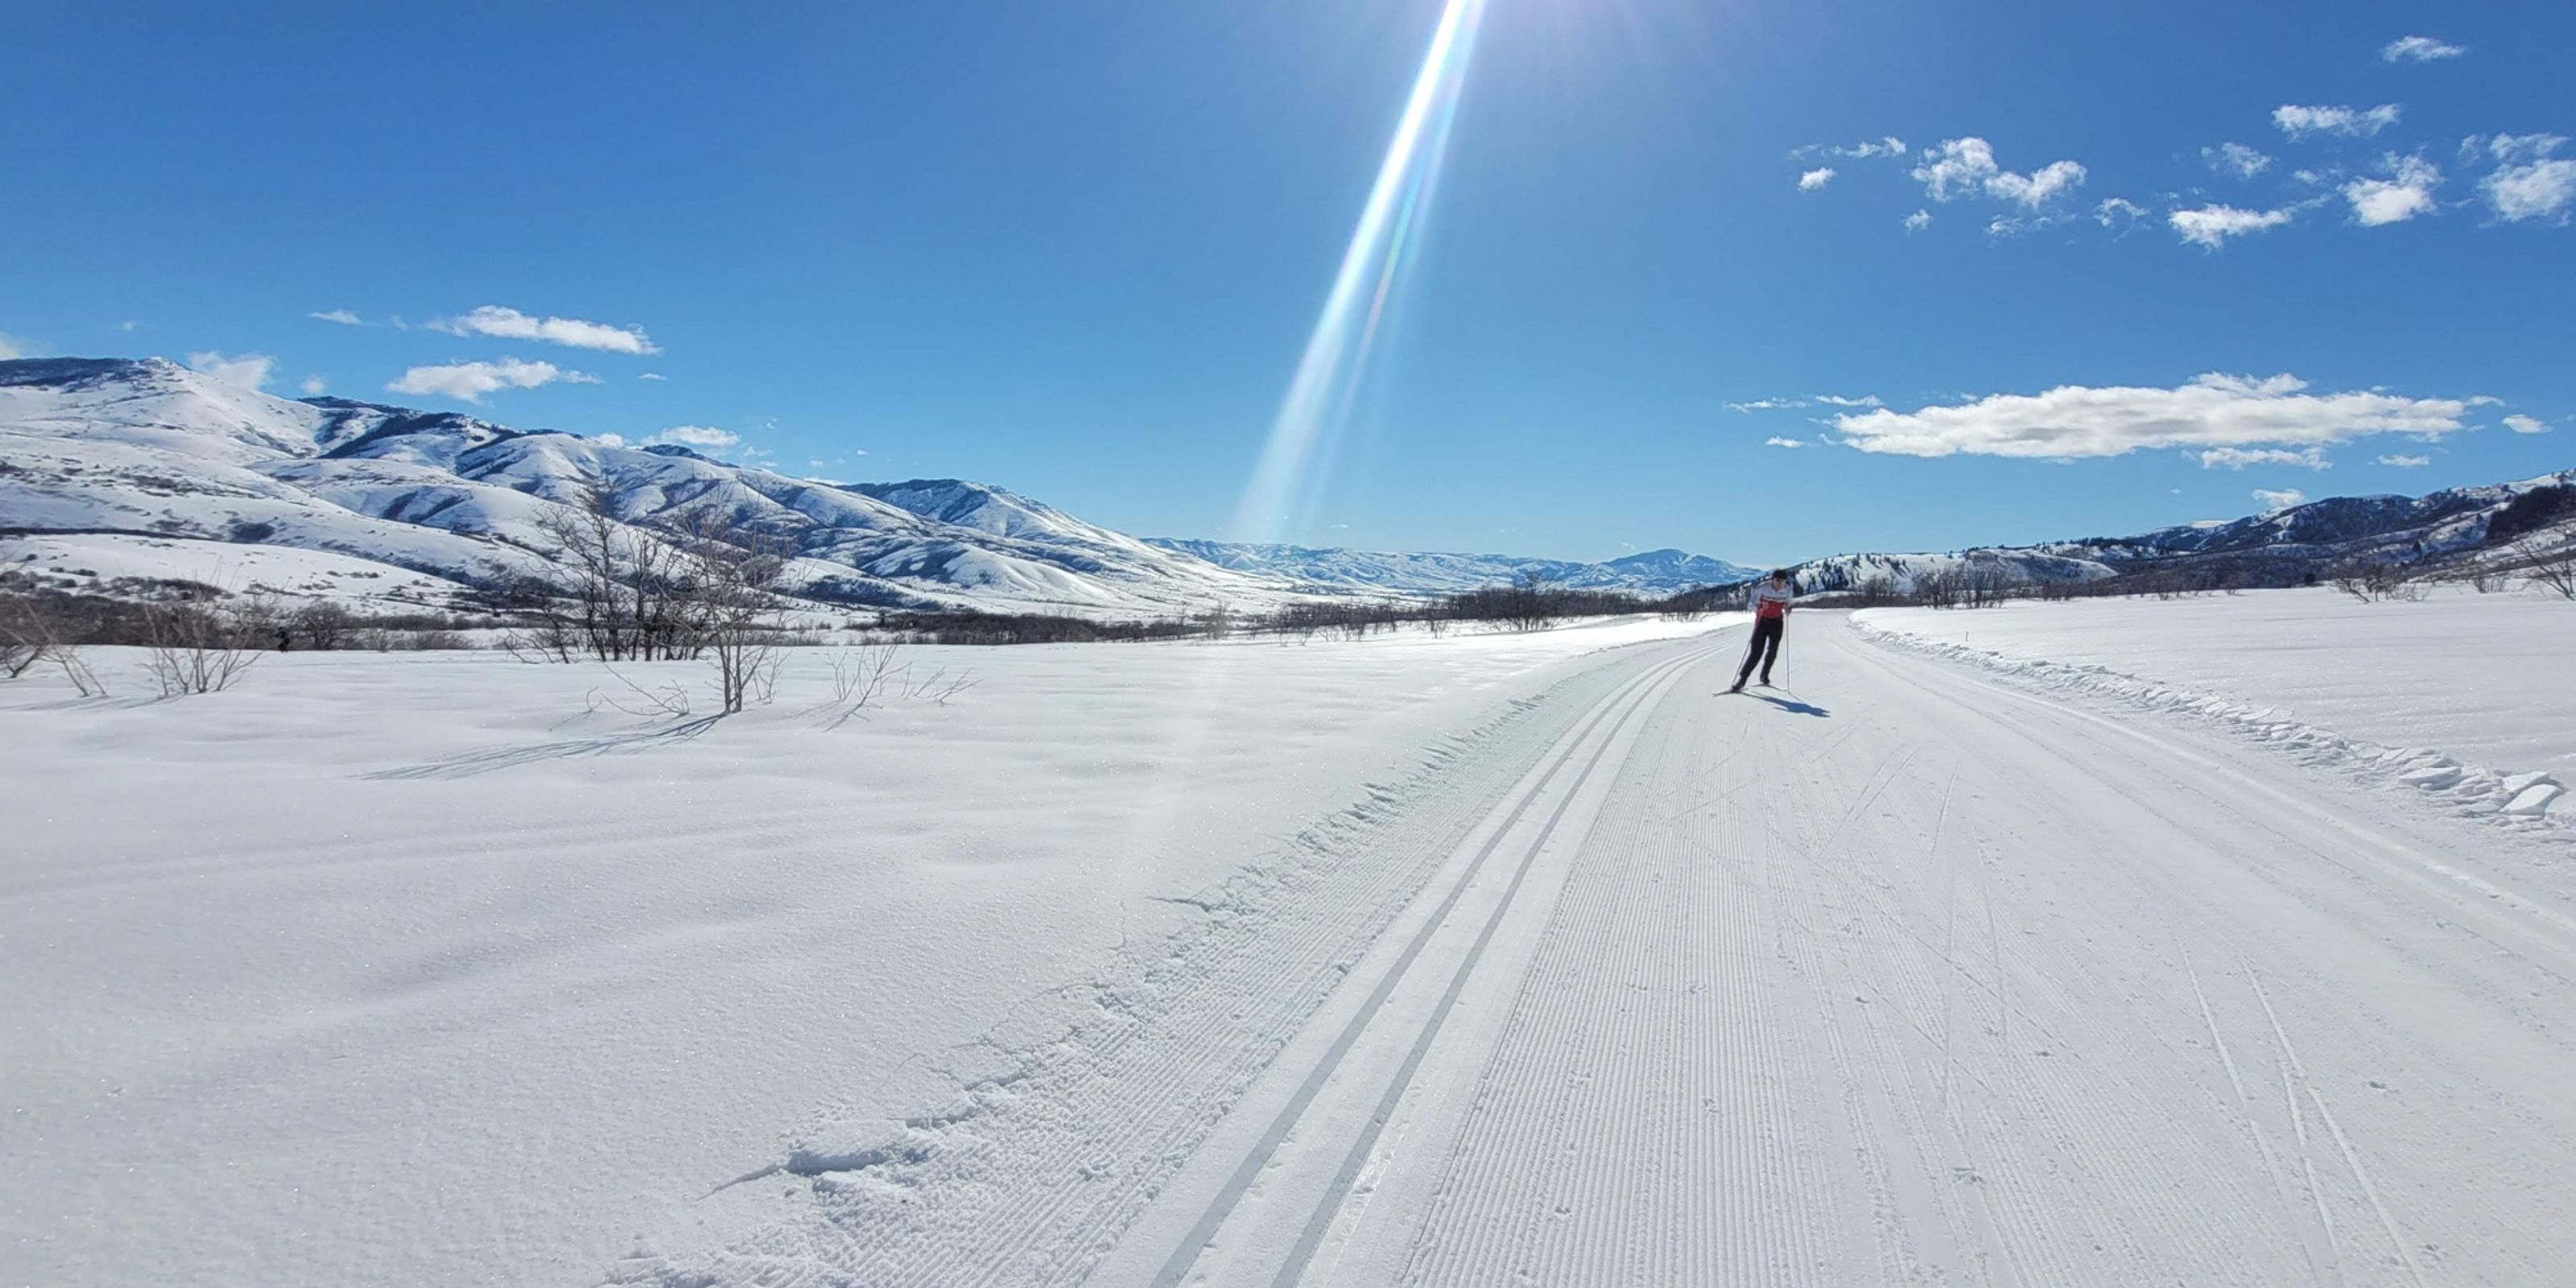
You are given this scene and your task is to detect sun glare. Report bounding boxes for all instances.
[1228,0,1489,544]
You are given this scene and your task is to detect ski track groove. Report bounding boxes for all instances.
[1254,651,1703,1288]
[621,643,1713,1288]
[623,615,2576,1288]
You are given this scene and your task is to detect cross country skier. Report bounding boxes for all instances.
[1727,569,1794,693]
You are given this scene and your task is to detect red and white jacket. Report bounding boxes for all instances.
[1747,581,1794,620]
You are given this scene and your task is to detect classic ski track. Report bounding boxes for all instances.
[1138,644,1715,1287]
[633,614,2576,1288]
[1380,617,2576,1286]
[620,639,1720,1288]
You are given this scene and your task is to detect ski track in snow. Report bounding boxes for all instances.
[626,616,2576,1286]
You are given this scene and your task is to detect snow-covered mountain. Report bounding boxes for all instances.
[1771,470,2576,597]
[0,357,1298,616]
[1145,539,1765,597]
[6,357,2561,618]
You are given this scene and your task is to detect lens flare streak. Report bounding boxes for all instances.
[1230,0,1487,542]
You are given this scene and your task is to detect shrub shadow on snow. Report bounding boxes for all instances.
[361,715,722,780]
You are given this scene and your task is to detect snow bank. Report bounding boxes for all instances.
[1854,590,2571,828]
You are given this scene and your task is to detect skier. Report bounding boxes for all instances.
[1726,569,1795,693]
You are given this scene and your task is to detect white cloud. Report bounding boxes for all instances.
[2378,453,2430,467]
[1725,397,1807,413]
[2095,196,2149,229]
[594,432,628,448]
[1764,436,1805,448]
[310,308,363,326]
[1811,394,1881,407]
[2381,35,2465,63]
[2477,135,2576,223]
[2169,203,2298,249]
[2291,167,2333,186]
[2203,142,2273,179]
[2343,155,2441,225]
[433,305,658,355]
[646,424,740,449]
[2467,394,2504,406]
[2273,104,2401,139]
[1798,167,1835,192]
[2199,445,2329,470]
[2254,488,2308,512]
[1795,135,1908,160]
[1911,138,2086,208]
[1831,372,2467,461]
[0,332,23,360]
[1903,208,1932,231]
[187,351,276,390]
[638,371,668,381]
[2472,133,2567,165]
[2504,414,2551,434]
[299,374,328,396]
[118,320,141,332]
[386,357,598,403]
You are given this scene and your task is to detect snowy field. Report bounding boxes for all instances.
[0,615,1722,1288]
[1857,585,2574,825]
[9,600,2576,1286]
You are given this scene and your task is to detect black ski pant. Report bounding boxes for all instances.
[1736,615,1784,685]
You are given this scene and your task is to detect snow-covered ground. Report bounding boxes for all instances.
[9,598,2576,1287]
[1856,585,2574,824]
[0,615,1721,1288]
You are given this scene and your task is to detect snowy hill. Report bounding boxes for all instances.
[1772,471,2576,597]
[1144,539,1764,597]
[2052,472,2576,575]
[4,357,2562,617]
[0,358,1300,616]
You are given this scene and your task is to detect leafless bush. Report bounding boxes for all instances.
[1852,574,1905,606]
[825,640,906,726]
[671,508,793,714]
[902,665,980,706]
[289,601,355,649]
[501,616,582,663]
[56,648,108,697]
[142,601,261,696]
[0,604,47,680]
[589,666,695,720]
[2523,539,2576,601]
[2327,559,2425,603]
[0,636,37,679]
[525,483,700,662]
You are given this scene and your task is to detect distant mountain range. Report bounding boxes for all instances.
[0,357,1755,615]
[2,357,2566,618]
[1770,469,2575,597]
[1145,539,1766,598]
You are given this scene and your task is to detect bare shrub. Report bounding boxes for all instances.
[825,640,905,724]
[2328,559,2425,603]
[0,608,48,679]
[527,483,699,662]
[142,601,261,696]
[670,508,793,714]
[902,665,980,706]
[289,601,355,650]
[590,666,694,720]
[2523,540,2576,601]
[1916,566,1964,609]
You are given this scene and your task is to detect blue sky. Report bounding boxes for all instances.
[6,0,2571,567]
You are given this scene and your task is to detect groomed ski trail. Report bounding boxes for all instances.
[634,615,2576,1287]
